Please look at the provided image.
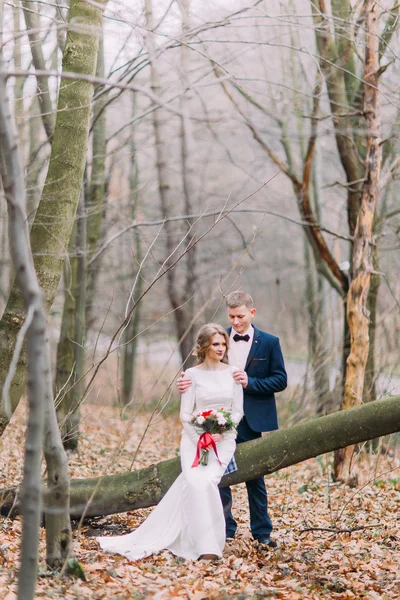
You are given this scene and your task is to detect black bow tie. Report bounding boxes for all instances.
[233,334,250,342]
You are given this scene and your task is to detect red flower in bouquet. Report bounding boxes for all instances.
[191,409,236,467]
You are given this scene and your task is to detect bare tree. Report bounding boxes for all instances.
[0,59,71,600]
[0,0,106,437]
[335,0,382,481]
[144,0,197,366]
[121,94,143,406]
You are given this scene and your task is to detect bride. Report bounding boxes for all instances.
[97,323,243,561]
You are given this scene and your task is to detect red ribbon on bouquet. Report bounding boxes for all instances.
[192,432,221,467]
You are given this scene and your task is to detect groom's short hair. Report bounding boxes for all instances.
[226,291,253,309]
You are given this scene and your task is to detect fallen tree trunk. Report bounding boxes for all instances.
[1,395,399,519]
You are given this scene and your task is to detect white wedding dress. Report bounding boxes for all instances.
[97,365,243,560]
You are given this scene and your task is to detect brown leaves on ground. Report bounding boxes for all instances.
[0,402,399,600]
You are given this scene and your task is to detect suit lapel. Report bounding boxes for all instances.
[245,326,261,370]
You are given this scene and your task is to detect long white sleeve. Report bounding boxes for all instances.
[179,372,199,444]
[231,367,244,425]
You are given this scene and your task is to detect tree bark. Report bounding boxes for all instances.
[0,0,3,49]
[335,0,382,481]
[84,33,111,334]
[121,95,142,406]
[363,238,381,405]
[85,69,108,329]
[0,59,46,600]
[55,189,87,452]
[26,97,45,220]
[0,57,71,600]
[56,31,104,440]
[2,396,399,520]
[54,227,78,446]
[13,2,27,155]
[330,0,358,105]
[313,0,364,237]
[311,153,331,413]
[85,33,107,327]
[0,0,105,438]
[0,200,8,313]
[43,340,73,569]
[177,0,197,365]
[70,190,86,449]
[86,36,106,258]
[21,0,56,139]
[145,0,196,366]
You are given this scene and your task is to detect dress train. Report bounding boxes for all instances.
[97,433,235,561]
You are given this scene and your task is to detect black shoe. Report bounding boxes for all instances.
[256,537,278,548]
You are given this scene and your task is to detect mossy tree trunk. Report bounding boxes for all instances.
[56,31,105,445]
[0,0,106,438]
[2,395,399,520]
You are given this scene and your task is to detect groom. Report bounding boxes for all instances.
[177,291,287,548]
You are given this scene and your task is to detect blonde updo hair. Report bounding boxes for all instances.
[193,323,229,365]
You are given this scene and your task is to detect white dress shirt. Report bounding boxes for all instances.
[228,326,254,371]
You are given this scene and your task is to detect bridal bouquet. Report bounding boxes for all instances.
[191,409,236,467]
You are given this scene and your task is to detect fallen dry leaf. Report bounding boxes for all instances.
[0,401,399,600]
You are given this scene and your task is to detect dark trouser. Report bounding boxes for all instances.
[219,416,272,540]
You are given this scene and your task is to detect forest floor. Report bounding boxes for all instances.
[0,402,399,600]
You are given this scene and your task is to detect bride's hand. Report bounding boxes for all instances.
[203,433,224,450]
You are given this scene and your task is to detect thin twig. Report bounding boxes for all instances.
[300,524,381,535]
[89,208,352,266]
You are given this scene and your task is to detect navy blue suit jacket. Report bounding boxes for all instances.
[228,326,287,433]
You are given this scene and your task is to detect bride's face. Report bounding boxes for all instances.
[206,333,227,363]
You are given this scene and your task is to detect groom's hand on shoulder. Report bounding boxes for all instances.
[176,372,192,393]
[233,369,248,388]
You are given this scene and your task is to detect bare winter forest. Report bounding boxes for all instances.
[0,1,399,599]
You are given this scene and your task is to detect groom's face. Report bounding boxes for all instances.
[227,304,256,334]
